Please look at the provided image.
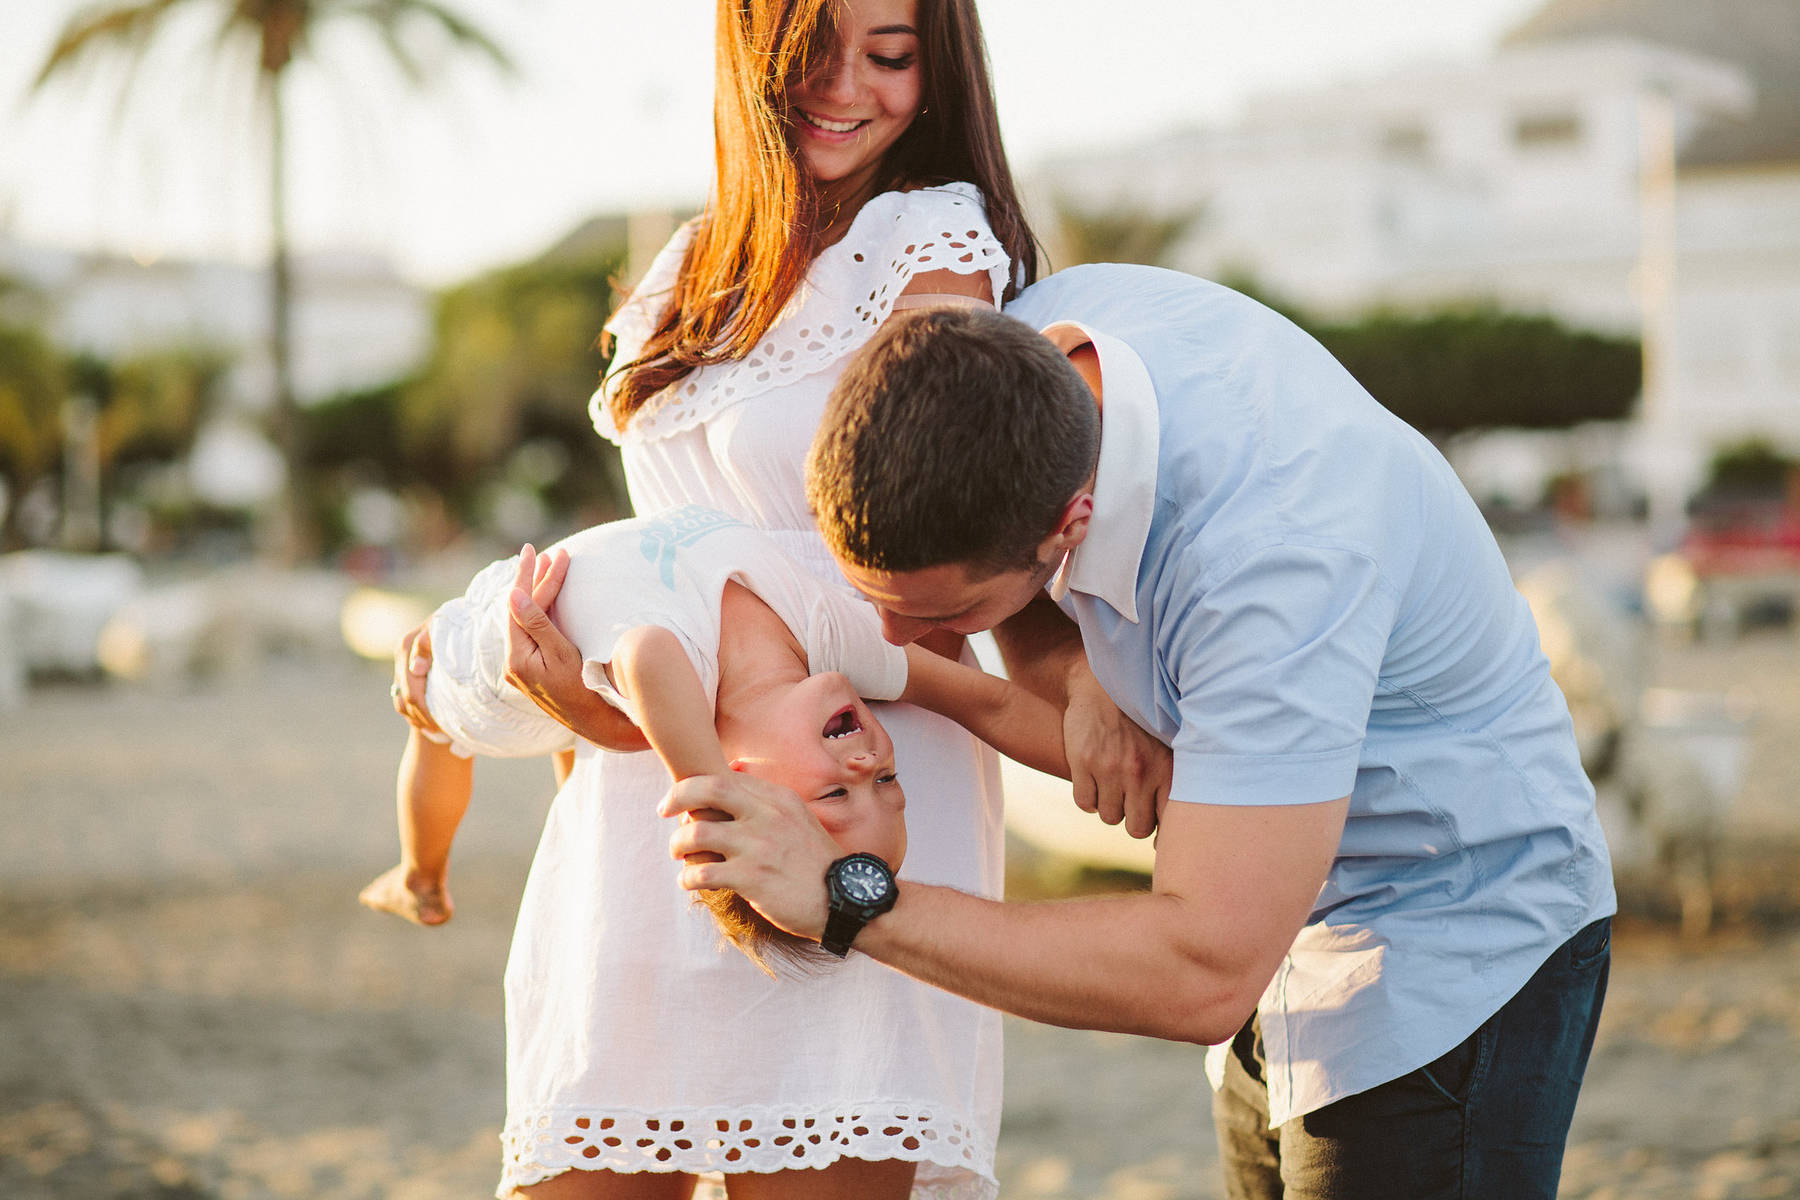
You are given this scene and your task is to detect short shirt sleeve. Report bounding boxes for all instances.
[804,585,908,703]
[1164,542,1398,807]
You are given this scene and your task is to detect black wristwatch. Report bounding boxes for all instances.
[821,853,898,958]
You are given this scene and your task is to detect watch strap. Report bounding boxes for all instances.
[820,905,865,958]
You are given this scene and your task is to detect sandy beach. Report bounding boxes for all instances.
[4,630,1800,1200]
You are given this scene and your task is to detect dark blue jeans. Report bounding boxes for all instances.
[1212,917,1611,1200]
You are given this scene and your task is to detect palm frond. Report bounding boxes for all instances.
[335,0,516,77]
[31,0,194,91]
[372,19,430,88]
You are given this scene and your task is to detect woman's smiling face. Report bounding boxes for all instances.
[785,0,923,197]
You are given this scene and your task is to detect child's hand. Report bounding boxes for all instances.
[391,621,443,734]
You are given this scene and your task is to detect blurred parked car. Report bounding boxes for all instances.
[96,566,353,685]
[0,552,145,705]
[1651,496,1800,638]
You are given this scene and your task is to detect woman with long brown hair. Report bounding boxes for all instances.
[395,1,1124,1197]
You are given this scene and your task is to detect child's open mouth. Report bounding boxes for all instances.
[822,705,863,740]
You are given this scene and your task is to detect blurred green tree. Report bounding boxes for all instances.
[399,251,628,517]
[0,322,67,549]
[68,347,227,471]
[1311,308,1641,437]
[1215,276,1642,438]
[298,246,629,555]
[60,348,228,551]
[1694,437,1798,504]
[1052,194,1202,269]
[33,0,512,562]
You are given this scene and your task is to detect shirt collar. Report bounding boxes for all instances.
[1040,321,1158,624]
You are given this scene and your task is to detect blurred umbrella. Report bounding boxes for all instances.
[32,0,513,562]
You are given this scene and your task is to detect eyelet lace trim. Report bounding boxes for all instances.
[499,1103,996,1198]
[590,182,1010,447]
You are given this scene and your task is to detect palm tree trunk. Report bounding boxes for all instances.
[264,69,308,563]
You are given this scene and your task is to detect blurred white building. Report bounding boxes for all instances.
[0,239,431,510]
[1037,0,1800,503]
[0,240,431,408]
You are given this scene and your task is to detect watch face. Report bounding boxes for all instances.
[838,857,892,904]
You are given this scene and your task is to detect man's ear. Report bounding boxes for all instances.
[1037,492,1094,562]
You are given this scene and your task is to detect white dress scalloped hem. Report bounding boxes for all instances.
[500,1101,997,1199]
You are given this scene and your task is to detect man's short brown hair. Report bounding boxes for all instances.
[807,306,1100,575]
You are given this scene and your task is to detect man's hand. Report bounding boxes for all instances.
[1064,661,1171,839]
[661,771,842,941]
[503,545,651,752]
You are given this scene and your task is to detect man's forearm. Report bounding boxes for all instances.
[662,775,1341,1047]
[853,881,1260,1046]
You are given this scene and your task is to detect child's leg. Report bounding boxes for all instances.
[359,727,474,926]
[506,1168,699,1199]
[723,1158,916,1200]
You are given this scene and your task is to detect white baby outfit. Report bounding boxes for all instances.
[497,183,1012,1199]
[423,508,908,760]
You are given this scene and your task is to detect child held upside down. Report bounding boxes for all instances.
[359,505,1067,970]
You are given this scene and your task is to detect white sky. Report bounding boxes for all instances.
[1,0,1543,286]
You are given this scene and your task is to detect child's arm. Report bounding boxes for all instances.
[899,645,1071,780]
[608,625,730,780]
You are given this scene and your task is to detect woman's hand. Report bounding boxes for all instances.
[1063,659,1171,839]
[391,620,442,734]
[503,544,652,753]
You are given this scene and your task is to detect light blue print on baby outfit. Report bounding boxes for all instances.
[637,506,744,589]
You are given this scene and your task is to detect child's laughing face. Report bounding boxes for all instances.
[726,671,906,869]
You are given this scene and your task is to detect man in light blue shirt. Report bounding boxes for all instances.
[667,265,1616,1198]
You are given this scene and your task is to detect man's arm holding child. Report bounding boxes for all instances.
[665,774,1346,1043]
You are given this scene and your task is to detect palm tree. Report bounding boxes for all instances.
[33,0,512,561]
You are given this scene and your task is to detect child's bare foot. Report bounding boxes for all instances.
[358,863,454,926]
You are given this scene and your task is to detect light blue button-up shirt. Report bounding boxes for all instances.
[1006,265,1616,1127]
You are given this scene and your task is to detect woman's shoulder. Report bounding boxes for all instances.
[839,180,994,243]
[599,187,1009,447]
[812,181,1008,293]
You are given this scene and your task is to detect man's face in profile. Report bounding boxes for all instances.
[836,554,1062,646]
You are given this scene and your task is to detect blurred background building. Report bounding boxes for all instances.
[1035,0,1800,515]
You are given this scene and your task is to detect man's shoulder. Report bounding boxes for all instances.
[1008,263,1201,319]
[1007,265,1298,354]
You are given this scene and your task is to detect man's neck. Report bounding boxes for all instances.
[1067,341,1104,409]
[1040,323,1106,411]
